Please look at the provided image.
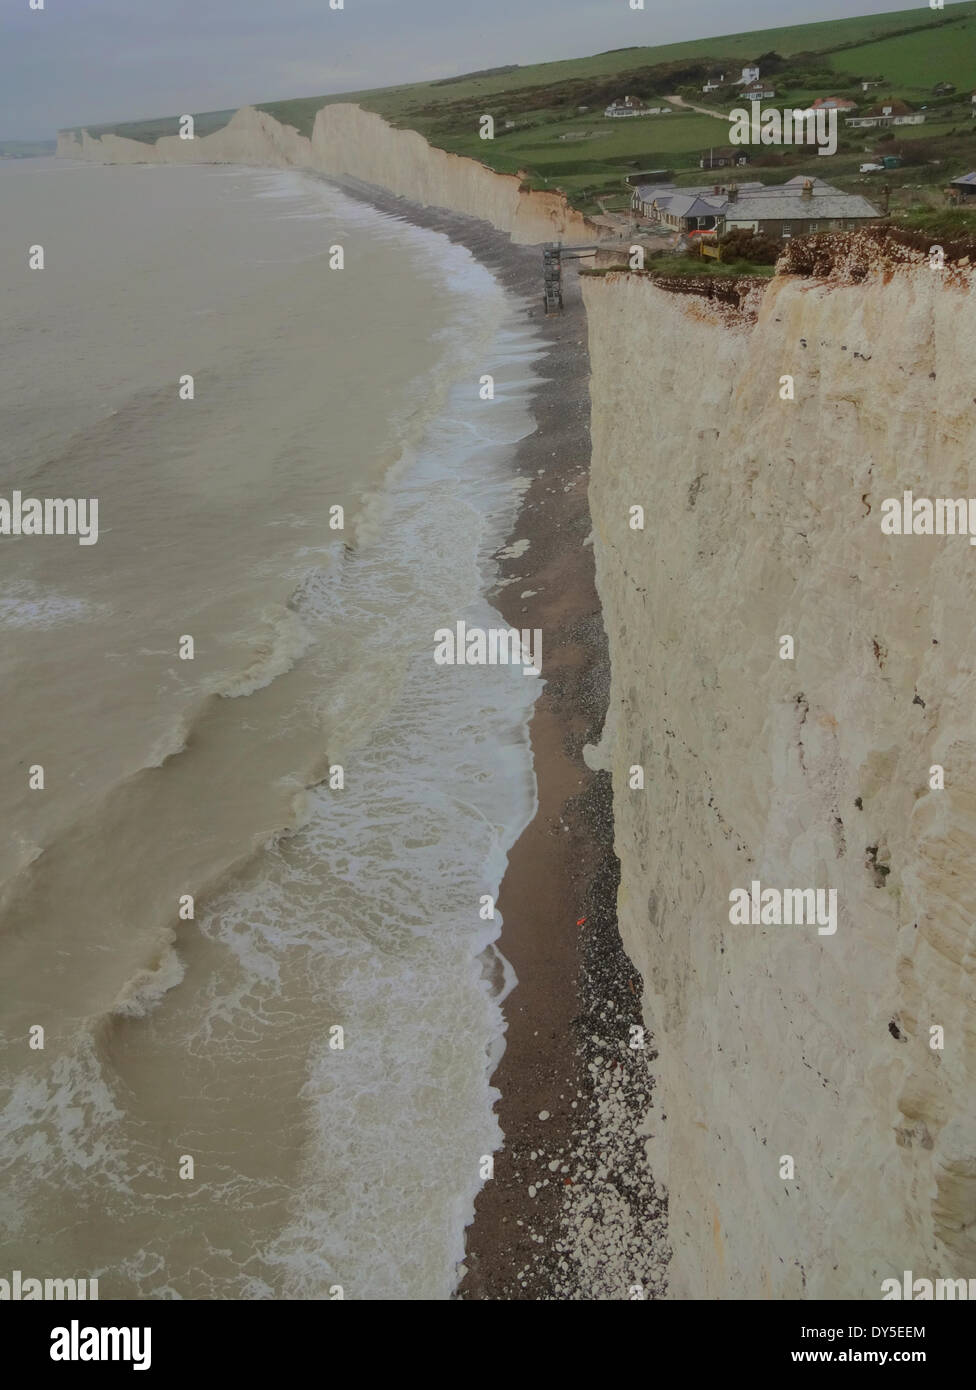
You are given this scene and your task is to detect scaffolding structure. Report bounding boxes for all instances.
[543,244,563,314]
[542,242,602,315]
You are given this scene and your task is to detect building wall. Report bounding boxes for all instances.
[725,214,876,240]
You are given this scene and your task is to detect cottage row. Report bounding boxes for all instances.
[631,176,879,240]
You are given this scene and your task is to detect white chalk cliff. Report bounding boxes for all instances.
[582,251,976,1298]
[56,104,594,246]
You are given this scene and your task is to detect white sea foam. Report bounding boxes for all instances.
[0,584,95,628]
[207,606,315,699]
[111,942,186,1019]
[204,312,547,1299]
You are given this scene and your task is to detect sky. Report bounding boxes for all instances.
[0,0,933,140]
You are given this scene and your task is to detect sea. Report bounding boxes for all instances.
[0,157,547,1299]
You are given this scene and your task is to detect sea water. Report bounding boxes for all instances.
[0,158,547,1299]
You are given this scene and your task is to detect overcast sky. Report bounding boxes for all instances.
[1,0,928,140]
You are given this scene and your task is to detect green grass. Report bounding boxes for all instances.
[423,109,723,195]
[829,14,976,93]
[251,7,972,138]
[888,203,976,235]
[62,2,976,208]
[653,255,776,277]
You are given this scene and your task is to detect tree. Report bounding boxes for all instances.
[755,50,786,73]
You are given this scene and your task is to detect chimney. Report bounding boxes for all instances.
[801,178,814,198]
[713,184,720,195]
[728,182,738,201]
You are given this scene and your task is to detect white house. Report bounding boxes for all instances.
[742,81,777,101]
[735,65,761,85]
[846,101,924,129]
[604,95,650,118]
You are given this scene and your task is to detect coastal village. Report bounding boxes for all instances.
[345,14,975,267]
[569,53,976,263]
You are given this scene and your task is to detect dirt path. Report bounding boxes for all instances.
[665,93,728,121]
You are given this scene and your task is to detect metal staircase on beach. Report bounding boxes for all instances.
[542,241,602,314]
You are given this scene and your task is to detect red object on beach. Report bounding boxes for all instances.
[576,917,586,926]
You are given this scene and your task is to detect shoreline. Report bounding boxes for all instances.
[328,175,669,1299]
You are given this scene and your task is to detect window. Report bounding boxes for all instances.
[782,222,792,238]
[808,222,819,233]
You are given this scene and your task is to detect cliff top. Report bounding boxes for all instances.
[58,3,976,219]
[584,224,975,324]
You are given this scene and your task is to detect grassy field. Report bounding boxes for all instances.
[411,109,725,209]
[888,203,976,234]
[830,12,976,91]
[63,3,976,211]
[249,7,974,139]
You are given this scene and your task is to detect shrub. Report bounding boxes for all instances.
[718,228,781,264]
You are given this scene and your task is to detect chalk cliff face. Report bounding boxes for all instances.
[56,104,594,245]
[582,251,976,1299]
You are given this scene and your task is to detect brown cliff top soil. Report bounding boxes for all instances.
[778,223,976,280]
[589,224,975,320]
